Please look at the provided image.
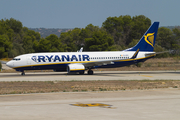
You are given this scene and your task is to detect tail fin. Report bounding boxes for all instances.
[125,22,159,52]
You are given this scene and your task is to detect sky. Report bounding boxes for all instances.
[0,0,179,28]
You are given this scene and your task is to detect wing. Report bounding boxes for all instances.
[82,49,140,68]
[0,60,7,64]
[82,59,116,68]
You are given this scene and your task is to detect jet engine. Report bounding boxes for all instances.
[67,64,85,73]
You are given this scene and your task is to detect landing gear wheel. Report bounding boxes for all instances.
[88,70,93,75]
[79,71,85,75]
[21,72,25,75]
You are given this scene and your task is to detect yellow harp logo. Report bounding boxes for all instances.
[144,33,154,47]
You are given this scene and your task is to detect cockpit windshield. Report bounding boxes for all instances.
[13,58,21,61]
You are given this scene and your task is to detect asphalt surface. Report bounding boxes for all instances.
[0,89,180,120]
[1,71,180,120]
[0,71,180,81]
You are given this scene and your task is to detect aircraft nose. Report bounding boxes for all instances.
[6,61,14,68]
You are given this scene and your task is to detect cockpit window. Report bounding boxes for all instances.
[13,58,21,61]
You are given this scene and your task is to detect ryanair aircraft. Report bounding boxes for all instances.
[6,22,159,75]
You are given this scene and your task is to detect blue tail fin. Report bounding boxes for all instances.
[125,22,159,52]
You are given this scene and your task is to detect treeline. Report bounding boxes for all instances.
[0,16,180,59]
[29,28,71,38]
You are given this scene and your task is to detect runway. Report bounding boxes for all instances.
[1,71,180,119]
[0,89,180,120]
[0,70,180,81]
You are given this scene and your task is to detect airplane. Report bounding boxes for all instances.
[77,47,83,52]
[6,22,159,75]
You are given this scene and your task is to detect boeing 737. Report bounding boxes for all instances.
[6,22,159,75]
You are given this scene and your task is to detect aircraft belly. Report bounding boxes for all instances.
[15,63,67,71]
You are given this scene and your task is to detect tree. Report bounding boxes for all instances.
[127,39,139,48]
[22,36,34,53]
[85,29,115,51]
[21,28,41,53]
[130,15,151,40]
[6,18,22,33]
[172,28,180,55]
[37,38,51,52]
[9,43,24,58]
[46,34,64,52]
[102,15,151,47]
[102,16,125,45]
[154,44,170,58]
[156,27,173,50]
[60,28,82,52]
[0,34,12,58]
[0,18,42,58]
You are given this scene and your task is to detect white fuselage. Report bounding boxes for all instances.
[6,51,154,71]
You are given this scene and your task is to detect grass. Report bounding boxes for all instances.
[0,80,180,95]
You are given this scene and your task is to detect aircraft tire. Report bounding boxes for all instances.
[21,72,25,75]
[88,70,93,75]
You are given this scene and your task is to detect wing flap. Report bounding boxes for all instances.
[83,60,115,67]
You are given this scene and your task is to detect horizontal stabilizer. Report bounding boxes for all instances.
[145,51,170,56]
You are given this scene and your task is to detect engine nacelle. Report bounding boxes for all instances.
[67,64,85,73]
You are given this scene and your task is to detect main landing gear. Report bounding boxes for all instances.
[21,71,25,75]
[79,70,93,75]
[88,69,93,75]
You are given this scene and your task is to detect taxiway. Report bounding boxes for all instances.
[0,71,180,81]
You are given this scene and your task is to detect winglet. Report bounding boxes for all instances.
[77,47,83,52]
